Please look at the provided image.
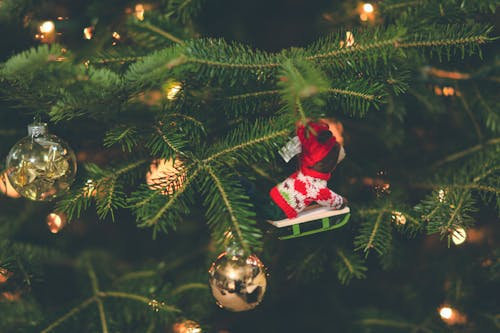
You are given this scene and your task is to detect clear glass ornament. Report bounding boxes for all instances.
[6,122,76,201]
[208,247,267,312]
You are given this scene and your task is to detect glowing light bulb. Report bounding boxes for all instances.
[135,4,145,21]
[439,306,453,319]
[40,21,55,33]
[172,320,202,333]
[345,31,355,47]
[83,26,94,40]
[0,268,12,283]
[452,227,467,245]
[363,3,374,13]
[46,212,66,234]
[439,305,467,325]
[438,188,446,202]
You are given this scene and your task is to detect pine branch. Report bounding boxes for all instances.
[355,210,393,257]
[40,297,96,333]
[130,164,201,234]
[166,0,206,24]
[104,125,139,152]
[87,261,109,333]
[203,119,289,164]
[202,165,261,253]
[335,249,368,284]
[433,137,500,167]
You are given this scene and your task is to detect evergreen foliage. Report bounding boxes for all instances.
[0,0,498,332]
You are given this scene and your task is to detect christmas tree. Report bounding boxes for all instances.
[0,0,498,332]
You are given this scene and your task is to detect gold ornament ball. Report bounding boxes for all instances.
[208,250,267,312]
[6,123,77,201]
[171,320,202,333]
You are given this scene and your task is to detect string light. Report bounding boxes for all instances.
[36,20,56,43]
[148,299,165,312]
[135,4,145,21]
[340,31,355,48]
[112,31,121,46]
[172,320,202,333]
[0,267,12,284]
[1,291,21,301]
[438,188,447,203]
[46,212,66,234]
[451,227,467,245]
[363,3,374,13]
[391,211,407,225]
[39,21,55,33]
[439,305,467,325]
[434,86,460,96]
[83,26,94,40]
[439,306,453,319]
[359,3,375,22]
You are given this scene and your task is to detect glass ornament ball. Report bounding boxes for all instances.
[6,123,77,201]
[208,250,267,312]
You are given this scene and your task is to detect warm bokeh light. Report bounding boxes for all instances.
[451,227,467,245]
[39,21,55,33]
[440,306,453,319]
[345,31,354,47]
[358,3,375,22]
[163,80,183,100]
[439,305,467,325]
[1,291,21,301]
[362,3,374,13]
[391,211,407,225]
[320,118,344,145]
[148,299,165,312]
[172,320,202,333]
[112,31,121,40]
[83,26,94,40]
[438,188,446,203]
[146,159,185,195]
[0,172,21,198]
[46,212,67,234]
[135,4,145,21]
[37,20,56,43]
[0,267,12,284]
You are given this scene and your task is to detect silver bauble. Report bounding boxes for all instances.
[208,250,267,312]
[6,123,76,201]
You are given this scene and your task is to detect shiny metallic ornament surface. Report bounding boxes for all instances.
[208,250,267,312]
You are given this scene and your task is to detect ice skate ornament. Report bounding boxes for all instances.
[268,121,350,239]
